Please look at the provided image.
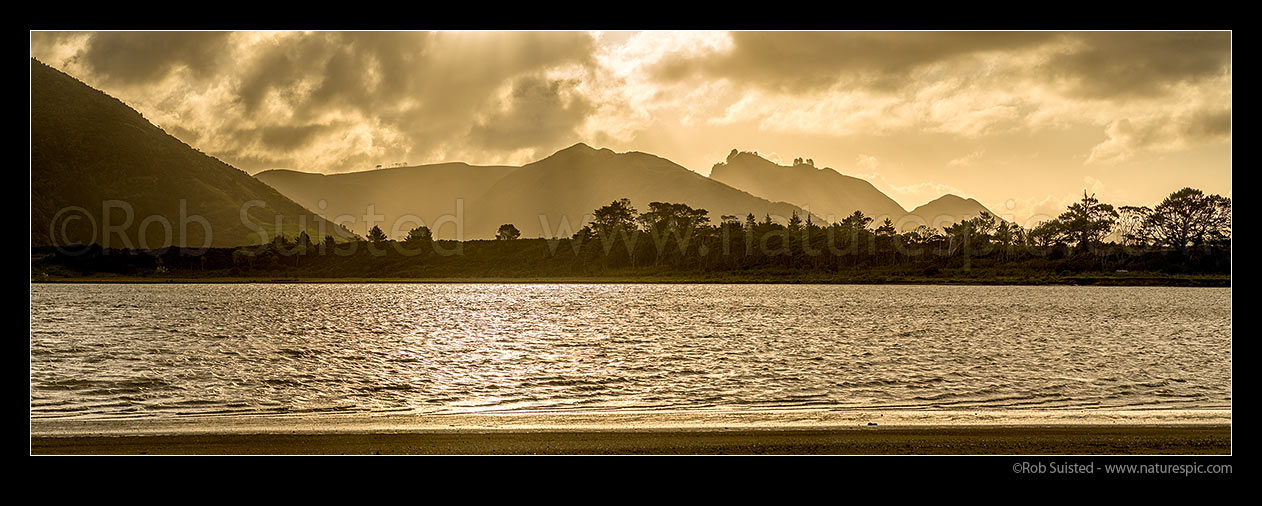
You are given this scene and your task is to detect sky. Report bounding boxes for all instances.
[30,31,1231,227]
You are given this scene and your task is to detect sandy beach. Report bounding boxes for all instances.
[30,410,1232,455]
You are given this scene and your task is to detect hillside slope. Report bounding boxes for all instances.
[465,144,815,239]
[905,194,1000,230]
[709,150,908,222]
[256,163,516,240]
[31,59,350,248]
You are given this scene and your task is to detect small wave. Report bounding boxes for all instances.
[36,377,173,393]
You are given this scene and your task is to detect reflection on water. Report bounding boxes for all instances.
[30,283,1231,419]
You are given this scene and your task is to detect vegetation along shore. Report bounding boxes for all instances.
[33,188,1229,287]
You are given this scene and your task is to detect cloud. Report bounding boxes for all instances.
[28,30,1230,213]
[31,31,599,173]
[637,31,1231,161]
[231,123,333,151]
[581,31,736,143]
[1003,194,1078,228]
[73,31,233,85]
[1042,32,1232,99]
[850,155,971,211]
[946,149,986,168]
[1083,175,1106,195]
[1087,107,1232,164]
[467,75,594,154]
[647,31,1230,101]
[651,31,1056,93]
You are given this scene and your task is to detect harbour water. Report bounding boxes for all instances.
[30,283,1232,420]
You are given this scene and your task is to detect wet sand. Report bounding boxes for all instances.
[30,410,1231,455]
[32,425,1230,455]
[32,274,1232,287]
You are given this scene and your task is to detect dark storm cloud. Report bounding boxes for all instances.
[77,31,233,85]
[651,31,1056,93]
[1043,32,1232,99]
[29,31,78,60]
[651,31,1230,100]
[1126,108,1230,150]
[231,124,333,151]
[233,31,597,114]
[1182,108,1232,140]
[235,32,434,115]
[234,32,350,113]
[467,76,594,152]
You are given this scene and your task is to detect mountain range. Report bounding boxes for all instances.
[711,150,998,230]
[260,145,998,240]
[256,163,518,240]
[31,58,997,246]
[262,144,816,240]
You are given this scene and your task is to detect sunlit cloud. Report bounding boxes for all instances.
[30,30,1230,211]
[851,155,971,211]
[946,149,986,168]
[1086,105,1232,165]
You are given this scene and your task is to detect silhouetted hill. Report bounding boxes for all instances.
[709,150,1002,231]
[256,163,516,240]
[709,150,908,222]
[31,59,351,248]
[464,143,816,239]
[256,143,815,240]
[905,194,1000,230]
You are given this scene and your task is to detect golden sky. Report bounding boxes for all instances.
[30,31,1231,225]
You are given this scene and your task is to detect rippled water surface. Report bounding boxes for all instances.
[30,283,1231,419]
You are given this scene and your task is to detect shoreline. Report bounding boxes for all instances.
[31,409,1231,455]
[30,275,1232,287]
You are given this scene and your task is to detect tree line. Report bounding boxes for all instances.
[530,187,1230,274]
[35,187,1229,279]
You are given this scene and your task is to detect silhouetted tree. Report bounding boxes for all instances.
[583,198,642,266]
[907,225,944,256]
[496,224,521,240]
[590,198,638,238]
[943,221,971,257]
[572,225,595,242]
[839,210,872,231]
[405,225,433,244]
[1028,220,1062,250]
[42,184,1231,281]
[787,211,803,233]
[1055,191,1118,253]
[941,212,1000,259]
[993,221,1022,262]
[367,225,388,245]
[1116,206,1150,247]
[637,202,710,261]
[1122,187,1231,254]
[875,217,896,237]
[720,215,742,237]
[638,202,709,238]
[875,217,897,264]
